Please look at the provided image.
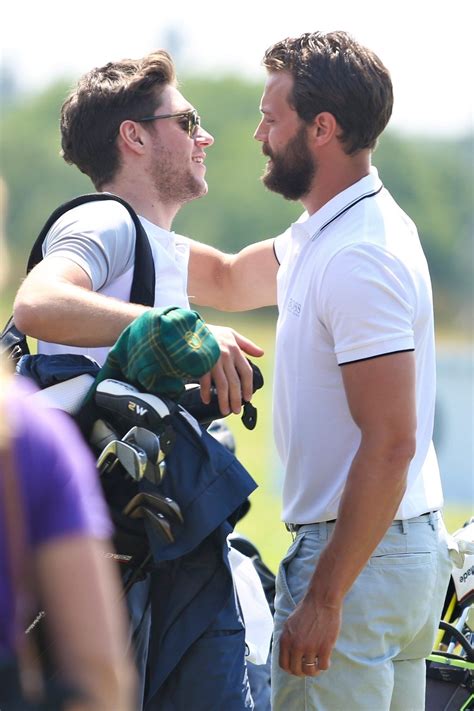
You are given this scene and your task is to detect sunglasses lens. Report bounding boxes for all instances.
[189,112,200,137]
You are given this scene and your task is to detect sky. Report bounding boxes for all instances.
[1,0,473,137]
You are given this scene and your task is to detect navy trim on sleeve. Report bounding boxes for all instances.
[338,348,415,366]
[272,239,280,266]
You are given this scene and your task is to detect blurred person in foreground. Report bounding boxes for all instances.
[0,177,136,710]
[184,31,452,710]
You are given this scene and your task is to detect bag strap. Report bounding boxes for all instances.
[27,193,155,307]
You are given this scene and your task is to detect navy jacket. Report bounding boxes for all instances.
[139,411,257,706]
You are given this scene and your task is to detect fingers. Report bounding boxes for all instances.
[279,636,321,678]
[210,360,233,415]
[231,330,265,358]
[199,372,212,405]
[278,605,337,678]
[315,647,331,671]
[207,325,264,415]
[301,657,320,677]
[280,648,323,678]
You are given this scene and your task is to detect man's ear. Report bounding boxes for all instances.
[310,112,338,147]
[118,120,146,154]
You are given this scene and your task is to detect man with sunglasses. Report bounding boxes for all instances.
[13,50,258,710]
[14,51,261,411]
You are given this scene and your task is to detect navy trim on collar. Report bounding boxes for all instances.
[311,184,383,242]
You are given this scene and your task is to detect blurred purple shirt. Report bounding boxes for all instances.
[0,376,111,656]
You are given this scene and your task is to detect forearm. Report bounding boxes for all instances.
[305,440,412,609]
[14,279,148,347]
[188,239,278,311]
[37,538,136,711]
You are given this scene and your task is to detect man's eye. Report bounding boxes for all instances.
[177,116,189,131]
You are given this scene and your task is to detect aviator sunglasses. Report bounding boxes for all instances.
[135,109,201,138]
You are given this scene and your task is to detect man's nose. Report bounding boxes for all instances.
[254,119,266,142]
[195,127,214,146]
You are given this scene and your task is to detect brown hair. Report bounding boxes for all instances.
[60,50,176,188]
[263,31,393,154]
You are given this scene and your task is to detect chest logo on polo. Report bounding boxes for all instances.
[287,297,301,317]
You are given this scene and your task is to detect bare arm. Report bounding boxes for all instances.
[35,536,136,710]
[188,238,278,311]
[13,257,148,347]
[188,239,276,409]
[13,256,264,413]
[279,351,417,676]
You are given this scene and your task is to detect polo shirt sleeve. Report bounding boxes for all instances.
[43,201,136,291]
[273,228,291,265]
[320,244,416,364]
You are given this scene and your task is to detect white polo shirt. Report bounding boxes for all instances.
[273,167,443,523]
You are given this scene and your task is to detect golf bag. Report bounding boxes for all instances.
[17,366,261,707]
[22,363,262,586]
[426,520,474,711]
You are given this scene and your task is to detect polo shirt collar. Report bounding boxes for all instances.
[292,166,383,241]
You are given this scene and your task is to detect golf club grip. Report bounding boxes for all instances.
[179,361,263,424]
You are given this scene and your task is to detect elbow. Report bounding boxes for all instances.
[363,429,417,470]
[384,433,417,470]
[13,293,35,335]
[13,287,47,338]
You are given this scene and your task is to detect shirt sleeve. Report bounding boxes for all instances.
[273,228,292,265]
[319,244,416,364]
[43,200,136,291]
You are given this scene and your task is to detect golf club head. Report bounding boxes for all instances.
[114,441,148,481]
[97,440,147,481]
[122,426,163,465]
[97,439,119,474]
[123,492,183,524]
[90,418,119,453]
[158,461,167,480]
[129,506,174,544]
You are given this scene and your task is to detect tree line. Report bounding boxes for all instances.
[1,75,472,331]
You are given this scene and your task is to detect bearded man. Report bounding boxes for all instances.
[186,31,452,711]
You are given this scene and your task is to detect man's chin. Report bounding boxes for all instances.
[261,173,298,201]
[196,179,209,198]
[183,179,208,204]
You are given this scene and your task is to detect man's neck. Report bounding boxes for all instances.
[101,178,178,231]
[302,152,371,216]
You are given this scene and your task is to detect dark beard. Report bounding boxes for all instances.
[262,125,315,201]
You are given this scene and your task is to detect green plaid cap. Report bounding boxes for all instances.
[92,307,220,399]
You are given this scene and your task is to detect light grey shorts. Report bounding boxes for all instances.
[272,512,452,711]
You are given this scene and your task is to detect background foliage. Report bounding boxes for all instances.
[1,75,473,332]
